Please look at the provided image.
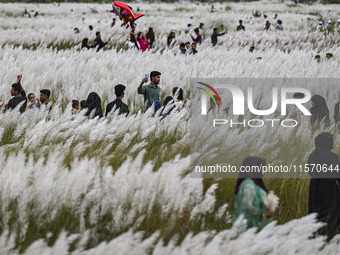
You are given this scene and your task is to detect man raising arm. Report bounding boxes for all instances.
[137,71,161,111]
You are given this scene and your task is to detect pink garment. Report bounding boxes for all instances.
[137,37,149,52]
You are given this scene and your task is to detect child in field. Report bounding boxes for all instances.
[27,93,40,110]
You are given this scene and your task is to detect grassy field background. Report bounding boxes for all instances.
[0,1,340,254]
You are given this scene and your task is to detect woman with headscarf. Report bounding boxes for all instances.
[146,27,155,49]
[310,95,330,128]
[308,132,340,240]
[81,38,91,49]
[167,31,176,48]
[85,92,103,118]
[234,156,274,230]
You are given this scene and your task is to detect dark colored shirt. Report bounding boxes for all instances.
[7,95,26,113]
[191,34,202,44]
[137,84,161,110]
[237,25,245,31]
[147,31,155,42]
[93,37,108,52]
[105,99,129,117]
[211,32,225,46]
[42,102,52,112]
[167,37,176,47]
[190,49,198,55]
[21,90,26,98]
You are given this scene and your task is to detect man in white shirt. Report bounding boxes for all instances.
[89,25,96,36]
[187,24,196,33]
[276,20,283,31]
[326,20,332,29]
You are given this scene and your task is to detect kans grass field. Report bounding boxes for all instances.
[1,1,340,254]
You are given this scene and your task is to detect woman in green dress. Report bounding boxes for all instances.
[234,156,274,230]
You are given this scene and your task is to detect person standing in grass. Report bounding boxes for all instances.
[146,27,155,49]
[191,28,202,44]
[179,43,187,55]
[234,157,274,230]
[167,31,176,48]
[276,20,283,31]
[89,25,96,36]
[137,71,161,111]
[7,83,27,113]
[40,89,52,111]
[310,95,330,128]
[172,87,184,111]
[93,31,110,52]
[137,32,149,52]
[264,21,271,31]
[111,18,116,28]
[81,38,92,50]
[236,20,245,31]
[72,100,80,115]
[190,42,198,54]
[124,33,140,50]
[308,132,340,240]
[185,42,191,51]
[211,28,225,47]
[85,92,103,118]
[105,84,129,117]
[5,74,27,113]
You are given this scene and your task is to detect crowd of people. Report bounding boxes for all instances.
[71,9,340,58]
[16,6,340,241]
[1,75,51,114]
[1,72,183,119]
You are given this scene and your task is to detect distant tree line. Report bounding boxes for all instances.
[0,0,339,5]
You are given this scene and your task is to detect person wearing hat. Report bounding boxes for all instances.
[264,20,271,31]
[138,71,161,111]
[317,21,323,31]
[105,84,129,117]
[326,20,332,29]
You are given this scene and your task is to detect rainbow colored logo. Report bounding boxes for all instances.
[196,82,222,106]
